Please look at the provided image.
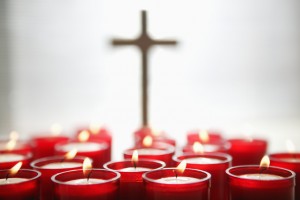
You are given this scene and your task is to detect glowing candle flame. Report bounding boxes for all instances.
[176,160,187,174]
[260,155,270,169]
[89,123,102,135]
[64,149,77,160]
[51,123,62,136]
[78,130,90,142]
[286,140,296,153]
[151,129,160,137]
[9,162,22,176]
[143,136,153,147]
[193,142,204,154]
[5,139,16,151]
[83,158,92,177]
[9,131,19,141]
[132,150,138,168]
[198,130,209,143]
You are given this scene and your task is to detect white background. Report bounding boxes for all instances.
[1,0,300,159]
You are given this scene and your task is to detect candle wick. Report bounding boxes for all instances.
[133,161,137,169]
[87,170,93,182]
[5,173,9,181]
[173,170,178,179]
[259,167,267,179]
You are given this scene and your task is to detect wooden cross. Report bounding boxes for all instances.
[112,10,177,126]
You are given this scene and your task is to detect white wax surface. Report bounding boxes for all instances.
[157,176,200,184]
[41,162,82,169]
[239,173,284,180]
[59,142,104,152]
[0,178,28,185]
[64,178,105,185]
[280,158,300,163]
[185,157,223,164]
[119,167,151,172]
[203,144,220,152]
[0,153,25,163]
[135,148,166,155]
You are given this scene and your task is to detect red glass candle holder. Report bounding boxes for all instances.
[270,153,300,200]
[0,169,41,200]
[143,168,211,200]
[0,152,32,169]
[226,165,295,200]
[187,130,224,145]
[133,127,175,146]
[104,159,165,200]
[55,141,109,168]
[0,140,32,155]
[228,138,267,166]
[31,156,86,200]
[124,143,175,166]
[182,141,230,154]
[173,153,232,200]
[76,126,112,161]
[52,169,120,200]
[31,135,69,159]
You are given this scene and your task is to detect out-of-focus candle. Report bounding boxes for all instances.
[143,162,211,200]
[182,141,230,154]
[0,153,32,169]
[173,153,232,200]
[187,129,224,145]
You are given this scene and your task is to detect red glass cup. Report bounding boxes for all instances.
[0,152,32,169]
[270,153,300,200]
[31,156,86,200]
[143,168,211,200]
[31,135,69,159]
[133,127,175,146]
[182,141,230,154]
[124,143,175,166]
[226,165,295,200]
[228,138,267,166]
[173,153,232,200]
[104,159,165,200]
[0,169,41,200]
[187,130,224,145]
[55,141,109,168]
[0,140,32,155]
[52,169,120,200]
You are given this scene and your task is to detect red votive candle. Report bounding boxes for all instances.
[31,156,86,200]
[0,152,32,169]
[173,153,232,200]
[187,129,224,145]
[228,138,267,166]
[55,140,109,168]
[0,140,32,155]
[270,153,300,200]
[134,127,175,146]
[226,165,295,200]
[124,143,175,166]
[52,169,120,200]
[143,168,211,200]
[0,169,41,200]
[31,135,69,159]
[104,159,165,200]
[182,141,230,154]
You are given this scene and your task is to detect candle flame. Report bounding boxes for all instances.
[9,131,19,141]
[151,129,161,137]
[260,155,270,169]
[193,142,204,154]
[83,158,92,177]
[65,149,77,160]
[286,140,296,153]
[89,122,102,135]
[143,136,153,147]
[198,130,209,143]
[51,123,62,136]
[9,162,22,176]
[78,130,90,142]
[132,150,139,163]
[5,139,17,151]
[176,160,187,174]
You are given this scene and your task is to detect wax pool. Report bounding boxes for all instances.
[104,159,165,200]
[52,169,120,200]
[143,168,211,200]
[173,153,232,200]
[0,169,41,200]
[226,165,295,200]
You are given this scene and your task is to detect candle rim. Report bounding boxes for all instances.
[56,141,108,152]
[51,169,120,185]
[103,159,166,172]
[30,155,88,169]
[228,138,267,144]
[226,165,296,181]
[269,152,300,163]
[0,152,32,163]
[0,169,41,184]
[173,152,232,165]
[124,145,175,156]
[142,168,211,185]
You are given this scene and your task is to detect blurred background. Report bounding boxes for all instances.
[0,0,299,159]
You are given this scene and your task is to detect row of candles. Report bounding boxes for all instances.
[0,125,299,200]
